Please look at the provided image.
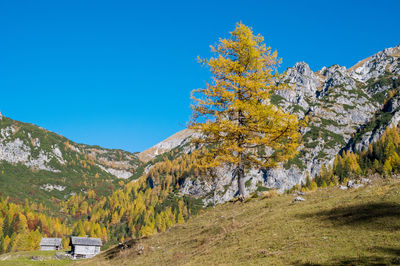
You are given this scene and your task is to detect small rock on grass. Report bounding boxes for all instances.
[292,196,305,203]
[360,178,372,184]
[347,180,355,188]
[346,180,365,189]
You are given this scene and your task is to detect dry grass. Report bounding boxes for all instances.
[82,178,400,265]
[348,56,373,72]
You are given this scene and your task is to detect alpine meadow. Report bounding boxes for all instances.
[1,1,400,265]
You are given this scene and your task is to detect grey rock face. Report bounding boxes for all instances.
[97,164,133,179]
[350,45,400,83]
[276,62,322,118]
[0,126,61,172]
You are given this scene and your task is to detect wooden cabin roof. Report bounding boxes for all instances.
[70,236,102,246]
[40,237,62,246]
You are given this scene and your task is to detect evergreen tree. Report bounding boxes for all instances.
[0,235,4,254]
[190,22,301,200]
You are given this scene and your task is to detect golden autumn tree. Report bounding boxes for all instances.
[189,23,301,200]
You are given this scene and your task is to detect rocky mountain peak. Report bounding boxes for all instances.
[291,61,313,75]
[285,61,322,93]
[138,129,195,163]
[383,44,400,57]
[350,44,400,82]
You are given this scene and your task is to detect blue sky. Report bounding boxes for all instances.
[0,0,399,152]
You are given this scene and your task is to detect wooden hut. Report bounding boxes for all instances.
[70,236,102,259]
[40,238,63,250]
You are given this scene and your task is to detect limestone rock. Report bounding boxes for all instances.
[292,196,305,202]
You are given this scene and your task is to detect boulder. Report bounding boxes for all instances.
[347,180,355,188]
[292,196,305,203]
[360,178,372,184]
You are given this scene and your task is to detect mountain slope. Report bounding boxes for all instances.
[0,115,142,207]
[88,178,400,265]
[270,44,400,186]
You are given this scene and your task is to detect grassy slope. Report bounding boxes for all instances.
[84,178,400,265]
[0,250,71,265]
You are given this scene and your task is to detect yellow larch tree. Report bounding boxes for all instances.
[189,22,301,200]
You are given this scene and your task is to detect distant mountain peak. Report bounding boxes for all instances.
[138,129,195,163]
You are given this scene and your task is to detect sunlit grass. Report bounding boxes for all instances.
[85,177,400,265]
[0,250,72,265]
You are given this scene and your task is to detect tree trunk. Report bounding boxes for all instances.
[213,177,218,207]
[237,162,245,201]
[237,99,245,201]
[209,168,218,207]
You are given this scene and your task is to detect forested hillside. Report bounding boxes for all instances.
[0,143,204,253]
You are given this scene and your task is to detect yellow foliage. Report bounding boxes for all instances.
[310,181,318,191]
[383,160,392,175]
[190,23,302,198]
[191,23,301,169]
[139,225,154,237]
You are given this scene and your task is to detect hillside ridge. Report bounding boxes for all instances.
[0,114,143,206]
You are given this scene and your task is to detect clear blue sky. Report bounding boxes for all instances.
[1,0,399,152]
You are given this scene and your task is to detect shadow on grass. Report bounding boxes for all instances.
[297,202,400,231]
[293,247,400,265]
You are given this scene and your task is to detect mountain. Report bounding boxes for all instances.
[142,44,400,204]
[137,129,194,163]
[3,45,397,208]
[0,44,398,203]
[0,114,143,207]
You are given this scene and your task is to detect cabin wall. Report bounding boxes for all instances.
[74,245,98,255]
